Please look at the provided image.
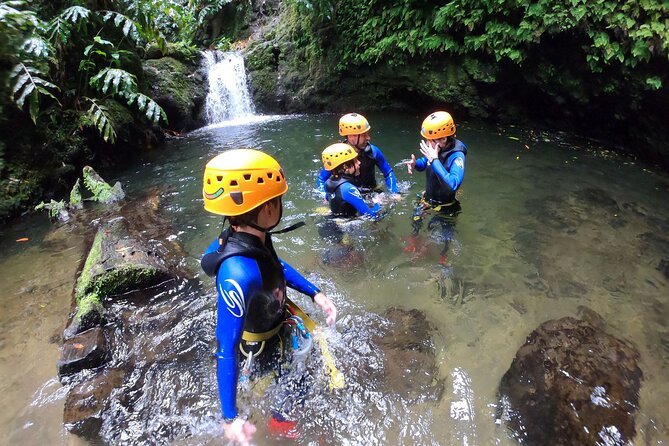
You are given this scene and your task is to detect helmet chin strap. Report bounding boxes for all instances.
[243,206,306,235]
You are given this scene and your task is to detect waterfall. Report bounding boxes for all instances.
[202,50,255,124]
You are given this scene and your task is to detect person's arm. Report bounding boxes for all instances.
[341,182,382,218]
[371,145,399,193]
[430,152,465,191]
[414,156,429,172]
[281,259,320,298]
[215,256,262,420]
[316,167,332,196]
[280,259,337,325]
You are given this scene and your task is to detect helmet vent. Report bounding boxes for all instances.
[207,179,211,184]
[216,176,223,182]
[267,172,273,179]
[230,191,244,205]
[230,180,238,186]
[243,174,251,181]
[257,177,264,184]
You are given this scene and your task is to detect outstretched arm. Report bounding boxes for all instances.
[371,145,399,193]
[281,259,337,325]
[341,182,382,218]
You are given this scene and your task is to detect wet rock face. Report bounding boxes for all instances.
[373,307,443,402]
[498,317,642,446]
[64,368,125,437]
[58,327,107,376]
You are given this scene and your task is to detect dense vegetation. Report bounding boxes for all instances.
[0,0,234,220]
[1,0,668,221]
[262,0,668,164]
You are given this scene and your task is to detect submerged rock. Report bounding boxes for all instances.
[498,317,642,446]
[373,307,443,402]
[64,368,125,436]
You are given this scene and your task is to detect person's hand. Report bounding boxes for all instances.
[314,292,337,326]
[389,193,403,202]
[404,154,417,174]
[419,140,439,163]
[223,418,256,445]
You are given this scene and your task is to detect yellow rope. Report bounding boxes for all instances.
[315,330,345,391]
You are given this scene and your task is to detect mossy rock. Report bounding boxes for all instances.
[142,57,207,131]
[74,218,172,300]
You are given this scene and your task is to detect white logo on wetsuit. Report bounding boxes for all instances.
[219,279,245,317]
[350,188,363,200]
[454,158,464,169]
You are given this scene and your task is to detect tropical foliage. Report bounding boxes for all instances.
[291,0,669,89]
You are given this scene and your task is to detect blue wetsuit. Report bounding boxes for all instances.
[326,175,381,219]
[414,139,466,204]
[317,143,398,195]
[411,139,467,257]
[202,229,319,420]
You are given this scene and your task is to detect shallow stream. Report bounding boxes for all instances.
[1,113,668,445]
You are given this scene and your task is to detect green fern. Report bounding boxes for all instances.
[121,91,167,124]
[84,98,117,144]
[60,5,91,25]
[9,62,61,123]
[90,67,137,95]
[102,10,140,43]
[22,36,55,62]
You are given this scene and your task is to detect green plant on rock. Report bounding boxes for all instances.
[34,198,69,220]
[82,165,124,203]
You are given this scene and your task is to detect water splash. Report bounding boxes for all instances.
[202,50,255,124]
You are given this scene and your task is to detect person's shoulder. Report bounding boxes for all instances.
[218,254,261,282]
[341,181,363,197]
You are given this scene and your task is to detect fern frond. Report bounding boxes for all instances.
[9,62,60,123]
[0,2,38,29]
[22,36,53,59]
[47,16,71,46]
[121,91,167,125]
[84,98,117,144]
[61,5,91,24]
[90,67,137,95]
[102,10,140,42]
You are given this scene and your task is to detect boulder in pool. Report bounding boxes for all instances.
[498,317,642,445]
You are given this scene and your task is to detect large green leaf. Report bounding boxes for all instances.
[9,63,61,123]
[90,68,137,95]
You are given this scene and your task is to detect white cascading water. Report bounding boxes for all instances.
[202,50,255,124]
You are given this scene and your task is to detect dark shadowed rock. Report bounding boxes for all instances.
[63,368,125,437]
[373,307,443,402]
[498,317,642,446]
[58,327,107,376]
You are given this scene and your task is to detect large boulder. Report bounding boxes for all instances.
[142,57,207,132]
[64,216,174,339]
[498,317,642,445]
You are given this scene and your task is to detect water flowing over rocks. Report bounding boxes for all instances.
[58,187,197,439]
[498,317,642,445]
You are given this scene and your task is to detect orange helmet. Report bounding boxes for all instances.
[203,149,287,216]
[322,143,357,171]
[421,111,456,139]
[339,113,371,136]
